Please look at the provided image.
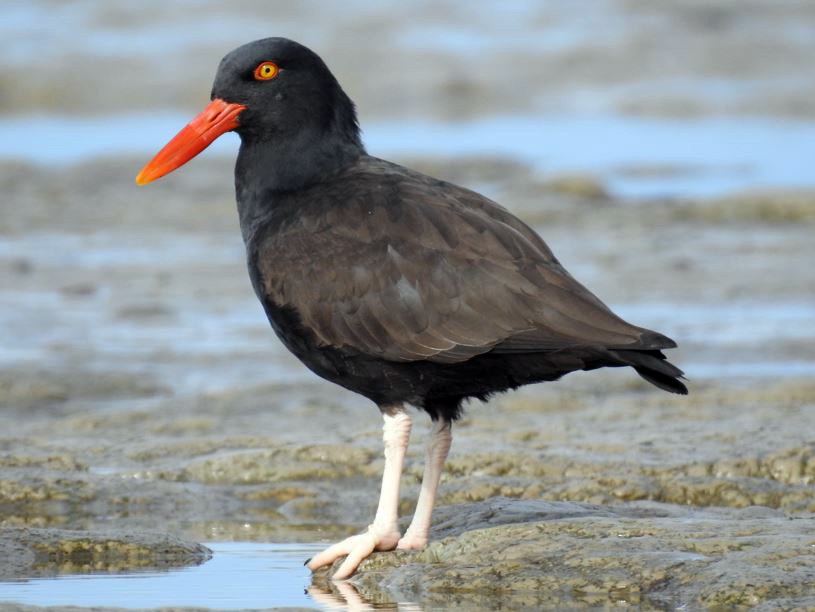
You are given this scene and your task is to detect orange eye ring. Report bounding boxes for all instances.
[254,61,280,81]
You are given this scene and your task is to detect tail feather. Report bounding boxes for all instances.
[633,366,688,394]
[610,348,688,395]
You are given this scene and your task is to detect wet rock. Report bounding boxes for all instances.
[0,527,210,579]
[57,282,97,297]
[320,497,815,609]
[436,441,815,513]
[114,302,176,320]
[0,455,87,472]
[0,475,93,505]
[614,162,711,179]
[179,445,378,485]
[674,190,815,224]
[540,174,611,201]
[9,258,33,275]
[0,369,166,412]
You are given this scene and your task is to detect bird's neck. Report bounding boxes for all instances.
[234,128,365,243]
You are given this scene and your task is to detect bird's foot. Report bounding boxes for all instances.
[306,524,401,580]
[396,530,427,550]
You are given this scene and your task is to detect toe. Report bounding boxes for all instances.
[307,535,360,571]
[332,533,377,580]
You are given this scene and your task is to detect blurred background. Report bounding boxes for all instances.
[4,0,815,193]
[1,0,814,608]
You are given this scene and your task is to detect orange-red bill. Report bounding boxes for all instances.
[135,98,247,186]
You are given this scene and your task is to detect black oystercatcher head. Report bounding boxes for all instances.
[136,37,360,185]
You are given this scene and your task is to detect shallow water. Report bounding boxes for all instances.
[0,542,326,610]
[2,227,811,399]
[3,113,815,198]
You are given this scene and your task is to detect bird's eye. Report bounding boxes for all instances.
[254,61,280,81]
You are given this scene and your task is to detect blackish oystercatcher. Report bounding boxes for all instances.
[137,37,686,579]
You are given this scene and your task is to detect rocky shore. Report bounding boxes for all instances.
[1,155,814,608]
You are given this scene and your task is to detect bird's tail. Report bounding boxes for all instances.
[609,349,688,395]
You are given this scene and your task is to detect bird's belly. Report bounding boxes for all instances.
[258,297,367,382]
[255,295,430,406]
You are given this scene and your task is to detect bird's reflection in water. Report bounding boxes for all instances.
[307,581,423,611]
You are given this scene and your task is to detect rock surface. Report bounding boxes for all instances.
[1,128,814,610]
[314,498,815,609]
[2,2,815,608]
[0,527,210,580]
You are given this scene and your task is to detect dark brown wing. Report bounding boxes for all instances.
[255,157,673,364]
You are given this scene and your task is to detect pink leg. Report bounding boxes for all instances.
[307,405,411,579]
[397,419,452,550]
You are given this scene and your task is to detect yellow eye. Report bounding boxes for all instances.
[254,61,280,81]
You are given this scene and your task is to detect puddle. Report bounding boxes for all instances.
[0,542,328,610]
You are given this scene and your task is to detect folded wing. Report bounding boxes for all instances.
[255,161,675,364]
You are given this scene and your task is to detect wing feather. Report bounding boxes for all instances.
[255,158,665,363]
